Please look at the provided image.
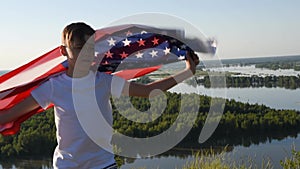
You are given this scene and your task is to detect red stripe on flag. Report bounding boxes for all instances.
[0,47,61,82]
[114,65,161,80]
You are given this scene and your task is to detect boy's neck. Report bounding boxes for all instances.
[66,68,90,78]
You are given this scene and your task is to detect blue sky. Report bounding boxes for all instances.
[0,0,300,70]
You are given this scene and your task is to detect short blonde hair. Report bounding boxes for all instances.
[62,22,95,49]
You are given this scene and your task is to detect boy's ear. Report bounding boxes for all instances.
[59,45,68,56]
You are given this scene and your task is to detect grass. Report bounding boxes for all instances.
[182,150,232,169]
[182,148,273,169]
[129,146,300,169]
[131,147,274,169]
[183,146,300,169]
[280,145,300,169]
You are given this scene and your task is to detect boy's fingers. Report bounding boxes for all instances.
[188,51,199,65]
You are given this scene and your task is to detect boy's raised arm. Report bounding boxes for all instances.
[122,52,199,98]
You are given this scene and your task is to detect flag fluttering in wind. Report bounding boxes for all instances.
[0,24,216,135]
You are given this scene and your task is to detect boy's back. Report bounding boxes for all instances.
[31,71,124,168]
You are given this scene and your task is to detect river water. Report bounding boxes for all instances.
[1,134,299,169]
[119,83,300,169]
[206,65,300,77]
[169,83,300,111]
[0,66,299,168]
[121,134,300,169]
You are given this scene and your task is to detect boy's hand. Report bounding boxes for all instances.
[185,51,199,74]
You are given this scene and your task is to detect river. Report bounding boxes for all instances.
[169,83,300,111]
[120,83,300,169]
[0,67,299,168]
[206,65,300,77]
[121,134,300,169]
[1,134,299,169]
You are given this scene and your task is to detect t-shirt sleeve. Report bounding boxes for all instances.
[31,80,53,109]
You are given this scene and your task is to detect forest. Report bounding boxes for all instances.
[0,91,299,159]
[255,61,300,71]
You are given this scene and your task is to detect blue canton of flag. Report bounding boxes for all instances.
[93,26,193,72]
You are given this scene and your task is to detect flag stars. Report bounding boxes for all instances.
[119,51,128,59]
[122,38,131,46]
[149,50,158,57]
[135,51,144,58]
[125,30,133,36]
[152,37,159,45]
[141,30,147,34]
[178,55,186,60]
[163,47,171,55]
[107,38,116,46]
[180,44,187,49]
[137,38,146,46]
[105,51,113,58]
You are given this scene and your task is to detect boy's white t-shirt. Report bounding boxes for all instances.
[31,71,125,169]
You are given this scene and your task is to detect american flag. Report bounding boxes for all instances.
[0,24,216,135]
[93,25,216,74]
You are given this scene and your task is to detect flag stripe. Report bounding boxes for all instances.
[0,24,211,135]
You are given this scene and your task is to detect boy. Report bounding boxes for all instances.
[0,22,199,169]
